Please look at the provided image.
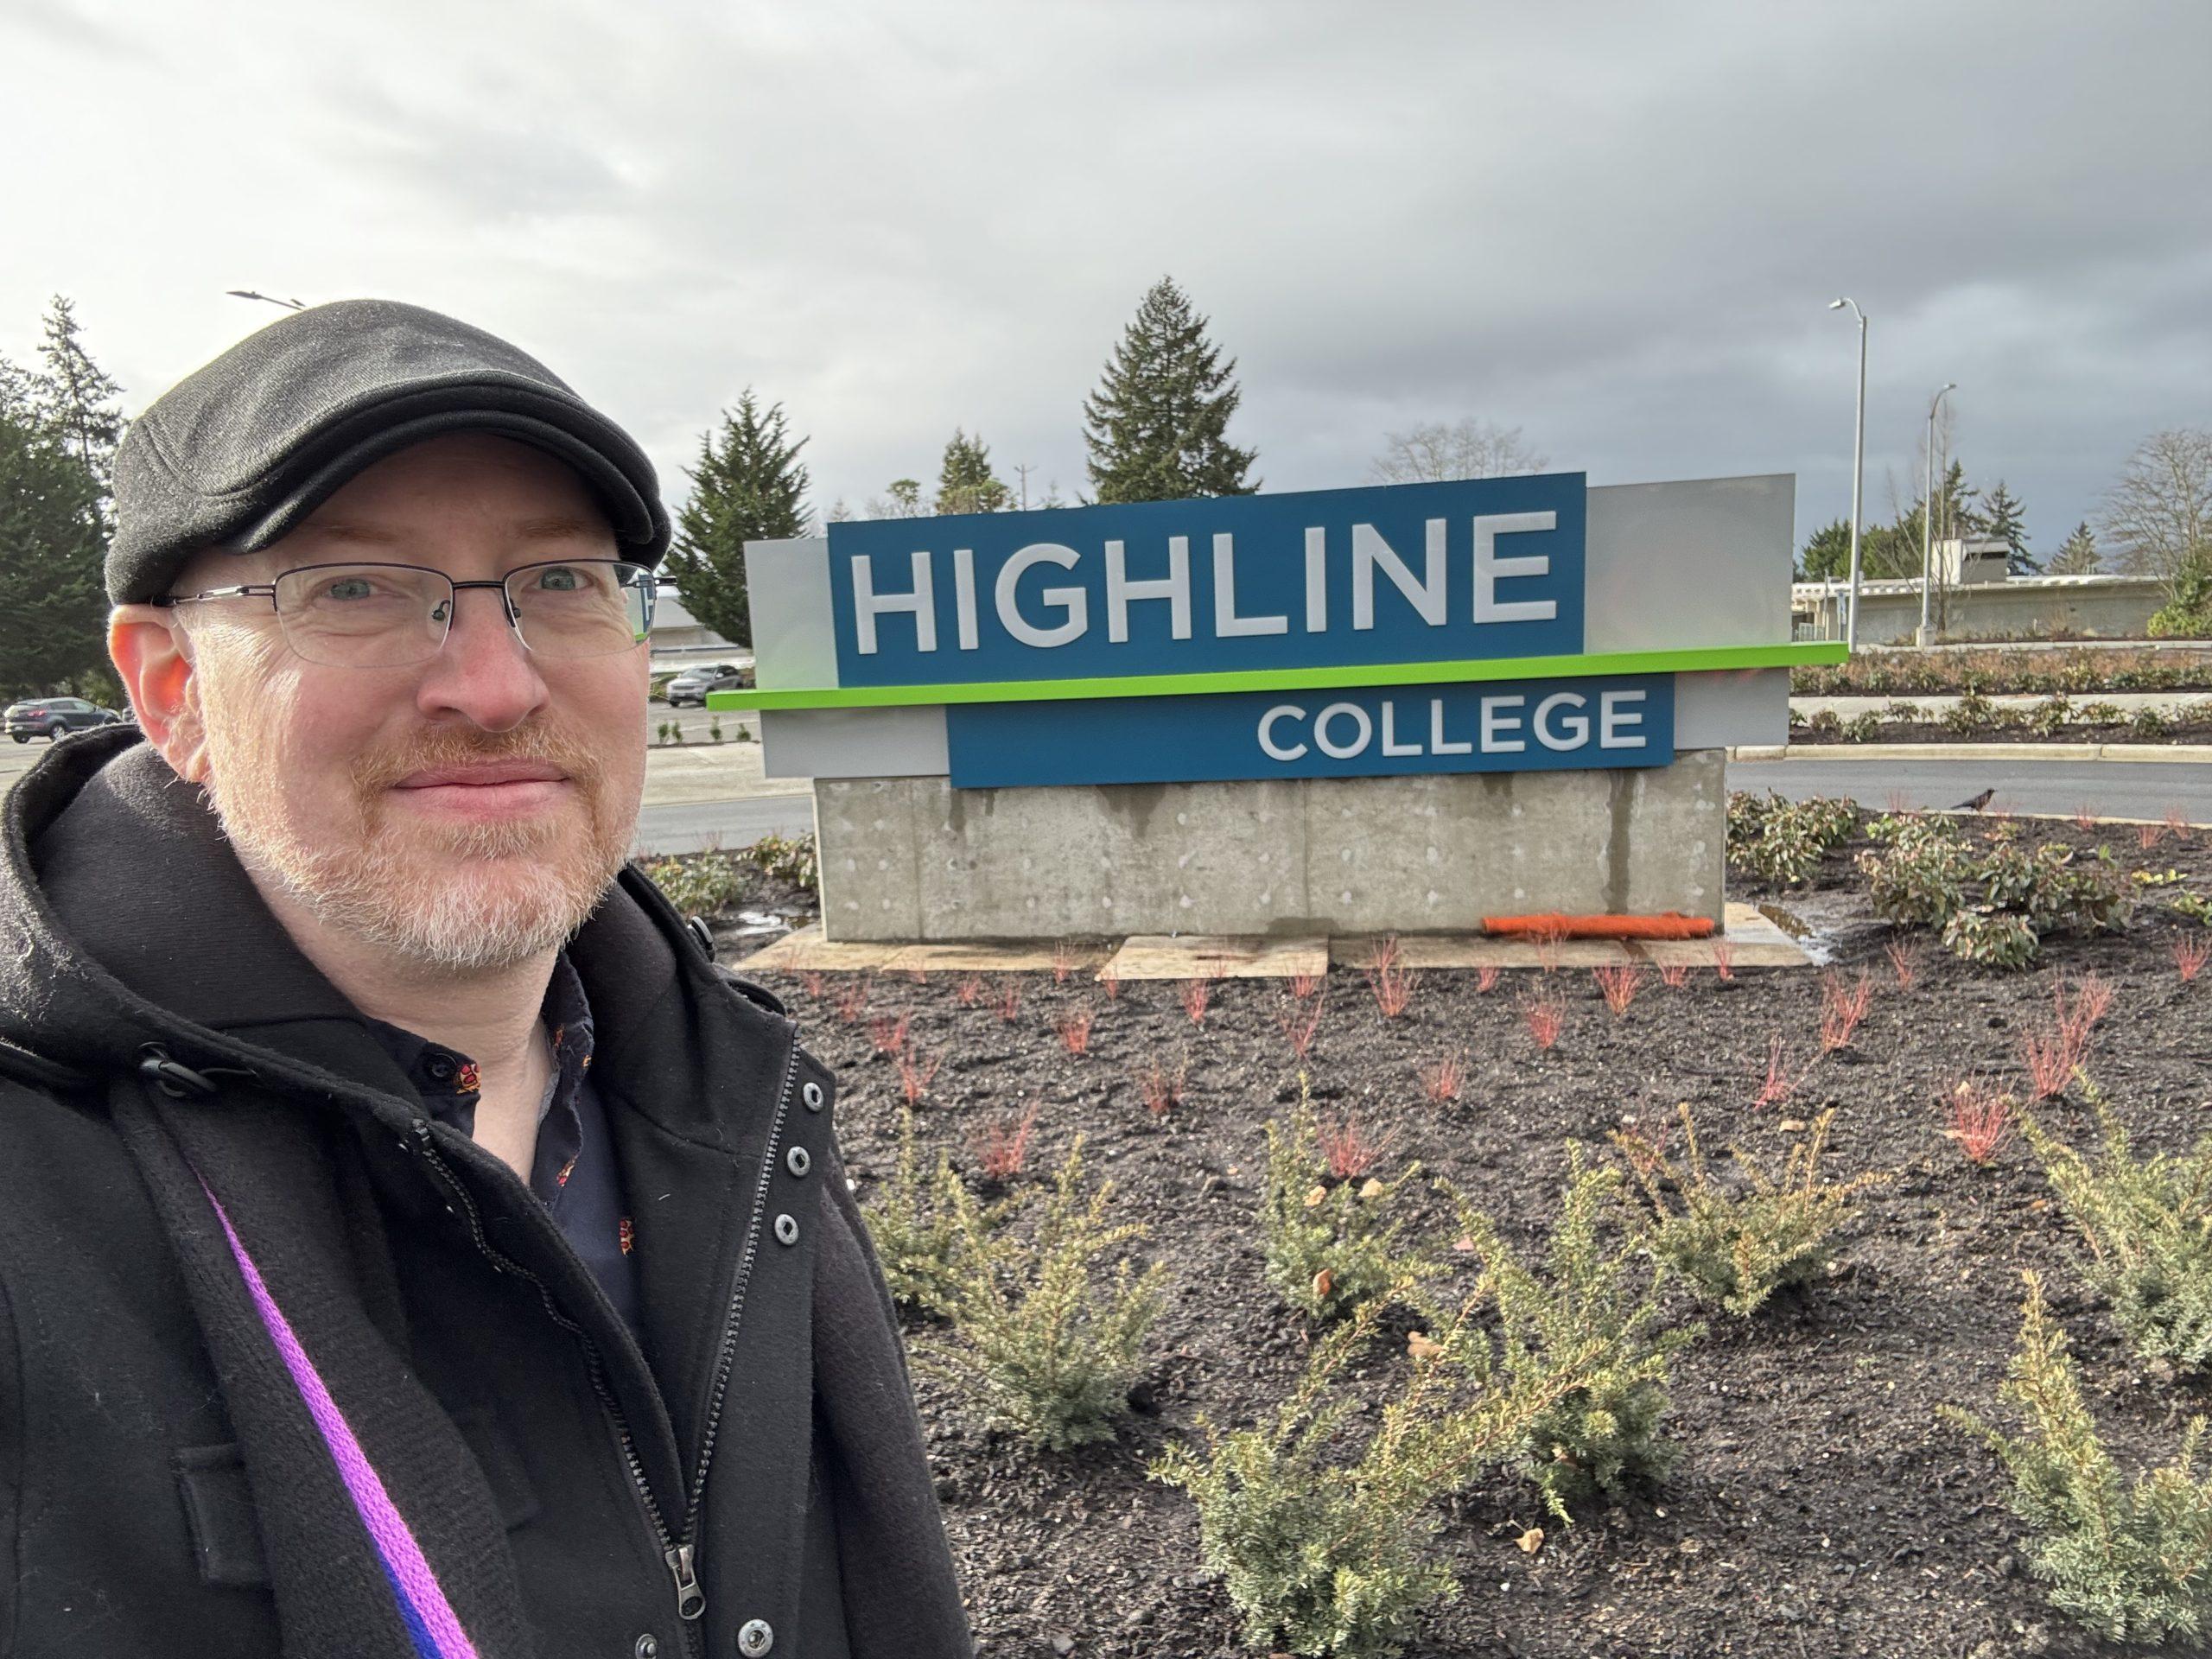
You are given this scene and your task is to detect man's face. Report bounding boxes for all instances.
[166,432,652,973]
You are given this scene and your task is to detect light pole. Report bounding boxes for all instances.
[1919,382,1957,645]
[226,289,306,311]
[1828,299,1867,649]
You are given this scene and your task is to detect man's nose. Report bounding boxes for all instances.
[415,583,550,731]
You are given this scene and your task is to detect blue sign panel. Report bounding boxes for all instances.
[944,674,1672,789]
[827,473,1585,687]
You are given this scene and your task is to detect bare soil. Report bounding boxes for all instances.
[704,817,2212,1658]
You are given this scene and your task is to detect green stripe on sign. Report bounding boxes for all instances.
[709,641,1847,712]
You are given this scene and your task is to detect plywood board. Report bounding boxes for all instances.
[1103,935,1331,982]
[886,941,1107,975]
[738,924,904,973]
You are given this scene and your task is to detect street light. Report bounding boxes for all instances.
[1920,382,1958,645]
[1828,299,1867,650]
[226,289,306,311]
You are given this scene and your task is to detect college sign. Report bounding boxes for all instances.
[751,473,1719,788]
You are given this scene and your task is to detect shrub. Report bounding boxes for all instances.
[1522,991,1565,1052]
[1612,1106,1887,1316]
[1148,1281,1595,1659]
[1943,909,2042,969]
[1804,708,1844,740]
[2025,694,2075,738]
[861,1103,1009,1315]
[1946,1079,2015,1166]
[1052,1006,1095,1056]
[1180,975,1214,1025]
[2021,1085,2212,1371]
[1817,969,1873,1052]
[2078,700,2126,725]
[1592,963,1643,1015]
[1842,710,1884,742]
[1859,817,2130,968]
[972,1102,1040,1181]
[1439,1148,1700,1521]
[639,851,746,917]
[1281,993,1325,1060]
[744,830,819,892]
[1418,1052,1464,1105]
[2178,934,2212,982]
[1941,690,2009,734]
[896,1044,941,1107]
[1135,1052,1187,1118]
[2129,706,2175,741]
[1726,791,1859,886]
[933,1135,1166,1451]
[1886,699,1925,723]
[1941,1272,2212,1645]
[1262,1081,1430,1320]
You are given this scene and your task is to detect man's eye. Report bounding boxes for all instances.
[324,576,378,601]
[534,565,587,593]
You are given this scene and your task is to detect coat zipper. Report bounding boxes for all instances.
[408,1010,803,1641]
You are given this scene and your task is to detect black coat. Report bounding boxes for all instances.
[0,730,971,1659]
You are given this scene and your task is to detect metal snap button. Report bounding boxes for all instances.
[634,1636,658,1659]
[773,1212,799,1246]
[801,1081,824,1111]
[785,1145,810,1179]
[737,1618,774,1656]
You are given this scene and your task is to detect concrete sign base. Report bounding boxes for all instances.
[812,750,1726,944]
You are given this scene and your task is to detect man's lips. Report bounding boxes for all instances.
[395,760,570,789]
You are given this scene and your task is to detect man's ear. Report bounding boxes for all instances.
[110,605,210,782]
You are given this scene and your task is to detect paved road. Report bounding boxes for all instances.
[632,792,812,855]
[1734,754,2212,822]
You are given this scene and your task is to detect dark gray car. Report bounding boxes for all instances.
[5,697,126,742]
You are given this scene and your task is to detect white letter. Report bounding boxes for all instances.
[1106,537,1192,643]
[1304,526,1328,632]
[1473,511,1559,623]
[995,543,1089,648]
[851,550,936,655]
[952,547,980,650]
[1213,532,1288,636]
[1600,689,1647,748]
[1259,705,1308,761]
[1380,701,1420,756]
[1351,521,1447,630]
[1481,694,1527,753]
[1534,691,1590,751]
[1429,698,1472,755]
[1314,702,1373,760]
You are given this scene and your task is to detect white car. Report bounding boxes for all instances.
[664,664,750,707]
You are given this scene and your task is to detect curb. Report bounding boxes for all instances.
[1729,742,2212,764]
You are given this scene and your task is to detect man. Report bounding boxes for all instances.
[0,300,971,1658]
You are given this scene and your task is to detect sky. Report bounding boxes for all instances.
[3,0,2207,563]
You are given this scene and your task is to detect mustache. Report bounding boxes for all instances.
[351,722,607,797]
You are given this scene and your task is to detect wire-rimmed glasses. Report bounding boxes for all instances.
[152,559,657,668]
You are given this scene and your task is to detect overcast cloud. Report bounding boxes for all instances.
[3,0,2207,556]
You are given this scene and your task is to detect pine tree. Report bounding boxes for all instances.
[0,397,108,698]
[866,479,927,519]
[1798,518,1853,581]
[1082,276,1259,504]
[933,429,1011,515]
[1982,480,2036,574]
[665,390,810,649]
[32,296,124,502]
[2050,520,2101,575]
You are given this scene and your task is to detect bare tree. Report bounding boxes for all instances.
[2101,428,2212,600]
[1369,418,1547,485]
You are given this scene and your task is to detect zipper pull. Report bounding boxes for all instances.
[665,1542,706,1621]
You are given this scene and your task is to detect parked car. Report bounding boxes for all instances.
[5,697,127,742]
[663,663,753,707]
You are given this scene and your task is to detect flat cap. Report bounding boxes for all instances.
[108,298,671,604]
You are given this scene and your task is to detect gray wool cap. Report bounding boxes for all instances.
[107,297,671,604]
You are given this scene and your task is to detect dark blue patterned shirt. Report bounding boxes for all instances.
[363,953,640,1334]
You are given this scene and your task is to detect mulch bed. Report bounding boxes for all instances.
[709,817,2212,1658]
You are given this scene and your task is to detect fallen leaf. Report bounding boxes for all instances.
[1312,1268,1334,1301]
[1407,1331,1443,1363]
[1452,1233,1477,1253]
[1358,1177,1385,1200]
[1778,1118,1808,1133]
[1516,1527,1544,1554]
[1304,1185,1328,1209]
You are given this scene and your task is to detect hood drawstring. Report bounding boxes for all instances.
[137,1044,257,1099]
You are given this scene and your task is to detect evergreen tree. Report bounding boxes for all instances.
[1982,480,2036,574]
[2050,520,2101,575]
[0,398,107,698]
[665,389,810,650]
[1082,276,1258,504]
[1798,518,1853,581]
[866,479,927,519]
[933,428,1011,515]
[32,295,124,502]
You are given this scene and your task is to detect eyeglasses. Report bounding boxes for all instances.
[153,559,657,669]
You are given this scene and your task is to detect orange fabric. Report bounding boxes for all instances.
[1481,912,1716,940]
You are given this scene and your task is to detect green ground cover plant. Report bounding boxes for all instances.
[2020,1081,2212,1372]
[931,1134,1167,1451]
[1261,1079,1432,1319]
[1148,1280,1601,1658]
[1942,1273,2212,1646]
[1439,1147,1700,1522]
[1857,816,2131,968]
[1612,1106,1886,1316]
